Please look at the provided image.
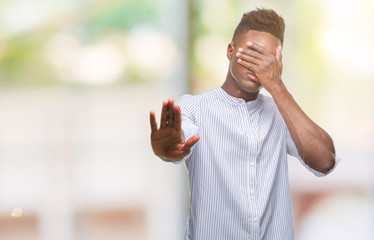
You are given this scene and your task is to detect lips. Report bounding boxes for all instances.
[246,72,258,81]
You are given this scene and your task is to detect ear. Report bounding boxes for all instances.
[227,43,235,61]
[276,45,282,63]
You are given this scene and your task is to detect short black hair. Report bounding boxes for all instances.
[232,8,285,45]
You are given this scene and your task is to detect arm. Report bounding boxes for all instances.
[150,98,200,162]
[236,42,336,174]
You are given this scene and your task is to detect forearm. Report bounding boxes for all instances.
[270,81,336,173]
[236,41,336,173]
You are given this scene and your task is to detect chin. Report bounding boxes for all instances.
[239,80,262,93]
[230,66,262,93]
[243,87,262,94]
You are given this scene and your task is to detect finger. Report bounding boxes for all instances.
[238,48,264,60]
[237,58,259,72]
[247,41,266,55]
[160,100,168,128]
[167,98,174,127]
[236,52,262,66]
[182,135,200,152]
[173,105,182,131]
[150,111,158,133]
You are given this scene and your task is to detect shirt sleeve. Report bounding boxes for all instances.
[169,94,199,164]
[286,128,341,177]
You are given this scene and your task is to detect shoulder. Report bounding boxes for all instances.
[259,94,288,129]
[176,87,217,110]
[259,94,277,110]
[259,94,285,120]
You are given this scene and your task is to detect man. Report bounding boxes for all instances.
[149,8,339,240]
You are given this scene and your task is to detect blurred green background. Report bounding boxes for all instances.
[0,0,373,239]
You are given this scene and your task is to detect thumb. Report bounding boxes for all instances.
[182,135,200,152]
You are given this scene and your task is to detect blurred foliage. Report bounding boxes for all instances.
[189,0,241,90]
[0,0,358,96]
[84,0,158,33]
[0,34,51,86]
[0,0,161,87]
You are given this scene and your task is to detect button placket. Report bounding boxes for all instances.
[247,105,260,239]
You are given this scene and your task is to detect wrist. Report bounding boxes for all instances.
[267,79,286,96]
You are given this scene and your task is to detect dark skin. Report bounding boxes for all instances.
[222,30,282,101]
[150,30,336,173]
[150,99,200,161]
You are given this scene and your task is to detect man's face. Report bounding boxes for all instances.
[227,30,281,93]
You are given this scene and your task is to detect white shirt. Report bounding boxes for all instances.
[175,86,339,240]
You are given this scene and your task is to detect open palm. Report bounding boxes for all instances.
[150,99,200,161]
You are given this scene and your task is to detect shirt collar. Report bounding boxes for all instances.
[214,86,262,109]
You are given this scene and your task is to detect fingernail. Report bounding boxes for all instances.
[238,48,243,52]
[236,52,240,57]
[247,41,252,46]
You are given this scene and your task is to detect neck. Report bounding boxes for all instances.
[221,72,259,102]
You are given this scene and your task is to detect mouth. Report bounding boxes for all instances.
[246,72,258,82]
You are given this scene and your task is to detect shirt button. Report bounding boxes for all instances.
[250,162,255,167]
[251,190,255,195]
[254,218,258,223]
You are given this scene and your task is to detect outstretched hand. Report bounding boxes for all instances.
[150,98,200,161]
